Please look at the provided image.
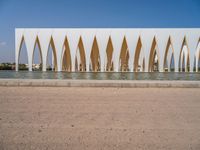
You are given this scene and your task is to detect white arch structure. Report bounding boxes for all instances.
[15,28,200,72]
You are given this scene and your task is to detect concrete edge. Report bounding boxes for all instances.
[0,79,200,88]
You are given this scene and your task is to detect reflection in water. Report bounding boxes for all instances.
[0,71,199,80]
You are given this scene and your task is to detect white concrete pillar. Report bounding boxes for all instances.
[144,59,149,72]
[113,60,119,72]
[66,29,81,72]
[57,60,62,72]
[125,29,140,72]
[81,29,96,72]
[24,29,38,72]
[15,44,19,71]
[196,55,199,72]
[52,51,54,71]
[15,61,19,71]
[37,29,52,72]
[28,57,32,71]
[15,40,19,71]
[70,47,77,72]
[159,64,164,72]
[140,29,155,72]
[96,29,110,72]
[155,29,170,73]
[180,50,183,72]
[184,56,187,72]
[157,46,164,72]
[111,29,125,72]
[100,60,105,72]
[174,60,179,72]
[52,29,67,72]
[174,48,180,72]
[42,58,47,71]
[196,43,200,72]
[166,47,173,72]
[86,55,90,72]
[170,29,186,72]
[76,48,81,71]
[71,59,76,72]
[128,58,134,72]
[189,53,195,73]
[185,30,200,73]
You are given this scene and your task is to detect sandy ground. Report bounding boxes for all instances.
[0,87,200,150]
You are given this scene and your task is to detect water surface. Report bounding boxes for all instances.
[0,71,199,80]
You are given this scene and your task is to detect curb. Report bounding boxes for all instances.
[0,79,200,88]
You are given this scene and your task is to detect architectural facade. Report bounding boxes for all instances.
[15,28,200,72]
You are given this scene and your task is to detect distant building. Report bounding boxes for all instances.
[15,28,200,72]
[32,64,40,70]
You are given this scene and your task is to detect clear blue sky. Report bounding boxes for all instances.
[0,0,200,63]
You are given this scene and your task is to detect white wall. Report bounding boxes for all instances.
[15,28,200,72]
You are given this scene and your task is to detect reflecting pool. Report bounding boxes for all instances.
[0,71,199,80]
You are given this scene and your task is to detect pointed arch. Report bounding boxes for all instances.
[15,29,24,71]
[62,37,71,71]
[164,37,175,72]
[148,37,160,72]
[169,53,175,71]
[195,39,200,72]
[197,51,200,72]
[180,49,186,72]
[18,35,25,64]
[134,37,145,72]
[119,37,129,71]
[46,37,58,71]
[46,43,53,71]
[18,35,28,70]
[125,29,140,72]
[179,37,190,72]
[90,37,101,72]
[18,36,25,63]
[196,48,200,72]
[32,36,43,71]
[106,36,114,71]
[75,37,86,71]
